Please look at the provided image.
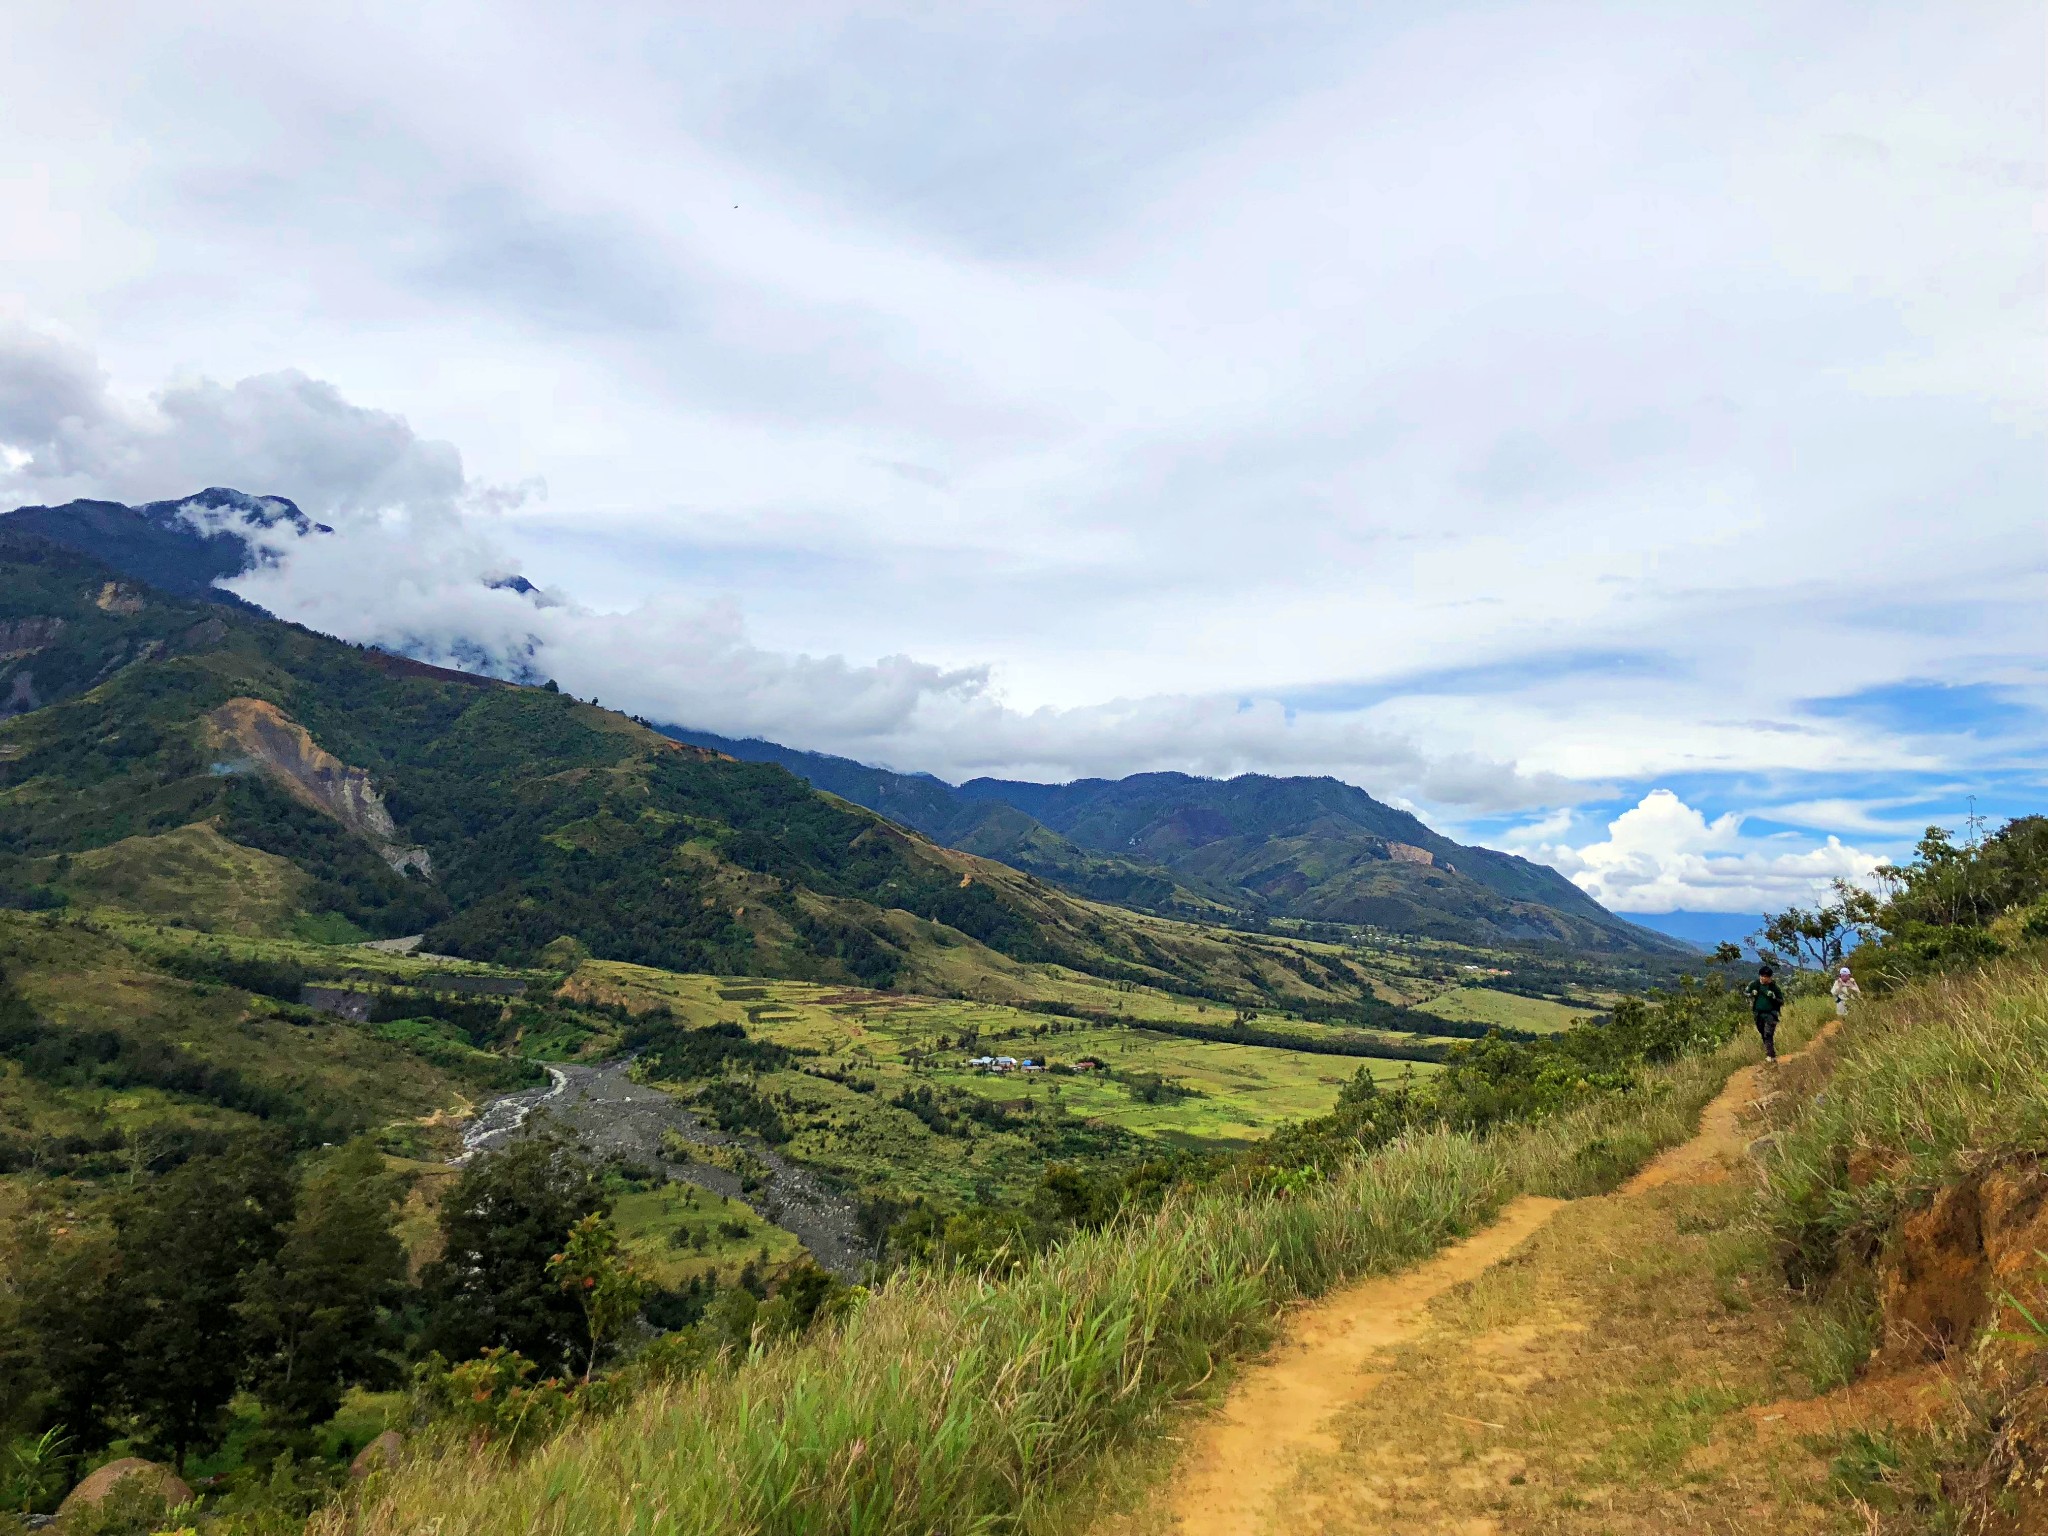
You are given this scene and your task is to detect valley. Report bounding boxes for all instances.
[7,508,2033,1536]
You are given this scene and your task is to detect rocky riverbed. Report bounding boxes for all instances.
[458,1059,867,1278]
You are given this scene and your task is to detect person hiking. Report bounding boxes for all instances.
[1743,963,1786,1062]
[1831,965,1862,1018]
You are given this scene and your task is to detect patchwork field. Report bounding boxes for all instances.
[1412,983,1593,1033]
[3,912,1640,1283]
[576,962,1442,1148]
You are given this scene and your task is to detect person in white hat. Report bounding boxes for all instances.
[1830,965,1862,1018]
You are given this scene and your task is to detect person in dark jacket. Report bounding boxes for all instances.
[1743,963,1786,1062]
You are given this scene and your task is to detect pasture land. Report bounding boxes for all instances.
[1412,983,1590,1033]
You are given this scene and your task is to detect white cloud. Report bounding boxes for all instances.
[1512,790,1883,914]
[0,322,466,515]
[0,323,1585,811]
[223,487,1581,808]
[1760,797,1955,839]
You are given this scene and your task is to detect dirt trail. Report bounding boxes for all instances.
[1157,1024,1838,1535]
[1167,1197,1567,1536]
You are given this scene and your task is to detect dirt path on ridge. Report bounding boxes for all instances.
[1151,1024,1838,1536]
[1164,1196,1567,1536]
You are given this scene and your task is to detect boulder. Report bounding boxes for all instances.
[56,1457,193,1517]
[348,1430,404,1479]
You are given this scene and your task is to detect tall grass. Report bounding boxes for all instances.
[322,1011,1803,1536]
[1762,955,2048,1281]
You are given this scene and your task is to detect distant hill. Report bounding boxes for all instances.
[655,727,1225,915]
[0,527,1424,1018]
[662,729,1687,955]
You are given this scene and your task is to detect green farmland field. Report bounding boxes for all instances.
[1413,984,1592,1033]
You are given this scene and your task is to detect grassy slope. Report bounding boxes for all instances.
[1754,953,2048,1533]
[0,913,500,1154]
[35,823,310,935]
[1412,983,1590,1033]
[1763,953,2048,1273]
[614,1184,806,1289]
[321,999,1810,1536]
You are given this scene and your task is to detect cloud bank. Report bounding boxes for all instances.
[1506,790,1883,915]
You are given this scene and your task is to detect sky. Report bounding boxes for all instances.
[0,1,2042,923]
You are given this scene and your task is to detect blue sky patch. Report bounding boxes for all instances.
[1804,680,2039,739]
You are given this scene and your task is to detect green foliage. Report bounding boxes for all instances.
[625,1016,793,1079]
[546,1214,649,1381]
[1754,889,1865,973]
[695,1079,791,1144]
[111,1140,299,1465]
[409,1349,575,1455]
[239,1141,410,1425]
[218,776,448,937]
[1021,1003,1455,1061]
[1,1428,70,1515]
[16,1137,295,1463]
[1818,816,2048,988]
[154,946,311,1001]
[419,1129,610,1376]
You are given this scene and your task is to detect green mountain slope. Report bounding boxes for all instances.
[963,771,1677,951]
[664,732,1685,955]
[0,529,1423,1016]
[657,728,1229,916]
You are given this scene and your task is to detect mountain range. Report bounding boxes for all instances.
[659,729,1682,953]
[0,527,1390,1015]
[1,489,1688,957]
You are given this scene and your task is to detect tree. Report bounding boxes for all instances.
[546,1213,647,1381]
[419,1127,608,1375]
[1756,889,1862,973]
[239,1140,410,1425]
[114,1137,294,1467]
[14,1227,125,1449]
